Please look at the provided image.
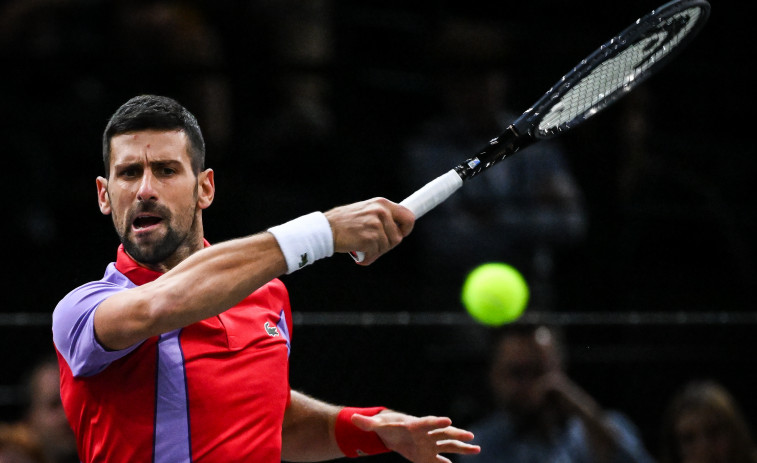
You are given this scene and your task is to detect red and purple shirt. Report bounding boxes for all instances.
[52,245,293,462]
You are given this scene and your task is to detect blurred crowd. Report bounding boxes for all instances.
[5,337,757,463]
[0,357,77,463]
[1,2,754,463]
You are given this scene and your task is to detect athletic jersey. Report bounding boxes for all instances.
[52,244,293,463]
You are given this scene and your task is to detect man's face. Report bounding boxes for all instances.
[96,129,213,269]
[27,363,76,457]
[489,331,561,416]
[675,409,733,463]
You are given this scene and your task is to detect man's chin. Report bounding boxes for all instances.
[118,219,191,266]
[123,239,175,266]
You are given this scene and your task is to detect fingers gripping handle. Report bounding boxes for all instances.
[351,169,463,263]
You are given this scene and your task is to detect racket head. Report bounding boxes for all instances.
[516,0,710,139]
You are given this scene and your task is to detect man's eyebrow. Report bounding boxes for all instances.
[114,158,182,167]
[151,159,182,166]
[113,160,142,170]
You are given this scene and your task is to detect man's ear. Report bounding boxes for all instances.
[197,169,215,210]
[96,176,112,215]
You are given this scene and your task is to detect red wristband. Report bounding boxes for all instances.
[335,406,390,457]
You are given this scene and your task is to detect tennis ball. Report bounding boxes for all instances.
[461,263,529,326]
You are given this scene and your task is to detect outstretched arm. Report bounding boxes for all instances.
[281,392,480,463]
[94,198,415,351]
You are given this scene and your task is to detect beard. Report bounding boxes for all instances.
[116,201,196,266]
[122,222,186,265]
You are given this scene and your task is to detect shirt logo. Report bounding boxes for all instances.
[264,322,280,337]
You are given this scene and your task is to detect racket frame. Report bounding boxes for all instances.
[351,0,710,263]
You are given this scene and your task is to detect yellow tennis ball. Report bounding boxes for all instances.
[461,263,529,326]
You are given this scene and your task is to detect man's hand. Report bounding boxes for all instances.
[351,411,481,463]
[325,198,415,265]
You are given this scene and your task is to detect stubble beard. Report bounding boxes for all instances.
[117,203,197,266]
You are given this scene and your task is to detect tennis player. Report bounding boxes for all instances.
[52,95,481,462]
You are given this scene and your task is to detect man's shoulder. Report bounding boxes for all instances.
[57,262,126,299]
[53,262,147,377]
[248,277,289,305]
[53,263,132,327]
[263,277,287,294]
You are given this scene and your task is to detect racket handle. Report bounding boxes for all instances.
[351,169,463,263]
[399,169,463,219]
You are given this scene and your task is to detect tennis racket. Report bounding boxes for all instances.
[351,0,710,263]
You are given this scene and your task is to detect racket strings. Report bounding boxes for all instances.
[538,6,704,134]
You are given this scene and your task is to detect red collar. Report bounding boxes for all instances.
[114,240,211,286]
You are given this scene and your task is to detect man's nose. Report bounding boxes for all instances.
[137,171,158,201]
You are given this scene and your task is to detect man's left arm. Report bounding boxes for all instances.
[281,391,481,463]
[281,391,342,462]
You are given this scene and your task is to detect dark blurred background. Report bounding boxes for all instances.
[1,0,754,461]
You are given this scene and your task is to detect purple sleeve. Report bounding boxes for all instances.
[53,281,143,377]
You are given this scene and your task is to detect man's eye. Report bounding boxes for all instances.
[120,168,139,178]
[159,167,176,176]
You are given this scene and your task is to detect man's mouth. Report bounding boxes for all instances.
[132,215,163,230]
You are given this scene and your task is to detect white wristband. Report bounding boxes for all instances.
[268,212,334,274]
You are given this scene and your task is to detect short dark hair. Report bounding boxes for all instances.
[102,95,205,176]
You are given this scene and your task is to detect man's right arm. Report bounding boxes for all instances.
[93,198,415,351]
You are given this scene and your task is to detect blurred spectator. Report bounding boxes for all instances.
[404,18,586,310]
[0,424,45,463]
[659,380,757,463]
[459,324,654,463]
[0,358,77,463]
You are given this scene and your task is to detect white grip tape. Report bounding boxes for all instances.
[268,211,334,274]
[399,169,463,219]
[352,169,463,263]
